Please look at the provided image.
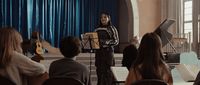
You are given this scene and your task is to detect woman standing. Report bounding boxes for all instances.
[94,12,119,85]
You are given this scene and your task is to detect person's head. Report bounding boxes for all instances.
[136,32,163,64]
[98,12,112,27]
[133,33,168,79]
[133,33,164,78]
[0,27,23,68]
[130,36,139,45]
[60,36,81,58]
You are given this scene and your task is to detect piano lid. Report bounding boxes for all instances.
[154,19,175,47]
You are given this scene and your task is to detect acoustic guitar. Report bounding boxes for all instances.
[31,32,44,62]
[35,40,44,55]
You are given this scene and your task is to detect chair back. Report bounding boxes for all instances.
[131,79,167,85]
[43,77,84,85]
[0,76,15,85]
[194,71,200,85]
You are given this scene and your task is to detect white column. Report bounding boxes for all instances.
[193,0,200,56]
[192,0,198,51]
[161,0,168,20]
[131,0,139,36]
[166,0,183,34]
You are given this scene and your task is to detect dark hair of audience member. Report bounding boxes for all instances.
[133,33,166,79]
[59,36,81,58]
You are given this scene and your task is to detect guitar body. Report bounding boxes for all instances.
[31,31,44,62]
[35,41,44,55]
[31,40,44,62]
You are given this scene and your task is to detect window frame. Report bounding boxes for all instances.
[183,0,193,35]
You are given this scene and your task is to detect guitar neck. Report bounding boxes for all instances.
[37,32,40,41]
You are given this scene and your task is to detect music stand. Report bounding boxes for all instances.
[81,32,100,79]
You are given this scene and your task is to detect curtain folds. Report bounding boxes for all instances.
[0,0,119,47]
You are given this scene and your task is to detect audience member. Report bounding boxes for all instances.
[0,27,47,85]
[49,36,91,85]
[194,71,200,85]
[125,33,173,85]
[122,36,139,70]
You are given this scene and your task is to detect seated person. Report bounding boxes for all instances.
[125,33,173,85]
[49,36,91,85]
[0,27,47,85]
[194,71,200,85]
[122,36,139,70]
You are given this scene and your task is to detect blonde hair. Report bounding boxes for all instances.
[0,27,23,68]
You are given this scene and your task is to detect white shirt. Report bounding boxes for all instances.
[0,51,46,85]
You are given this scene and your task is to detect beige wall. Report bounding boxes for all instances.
[137,0,161,37]
[118,0,162,52]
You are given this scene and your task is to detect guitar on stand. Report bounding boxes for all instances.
[31,31,44,62]
[27,32,48,85]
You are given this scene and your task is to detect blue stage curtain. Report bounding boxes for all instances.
[0,0,119,47]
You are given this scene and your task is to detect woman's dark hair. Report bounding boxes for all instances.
[133,32,165,79]
[97,12,112,27]
[59,36,81,58]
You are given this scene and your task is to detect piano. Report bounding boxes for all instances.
[154,19,180,66]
